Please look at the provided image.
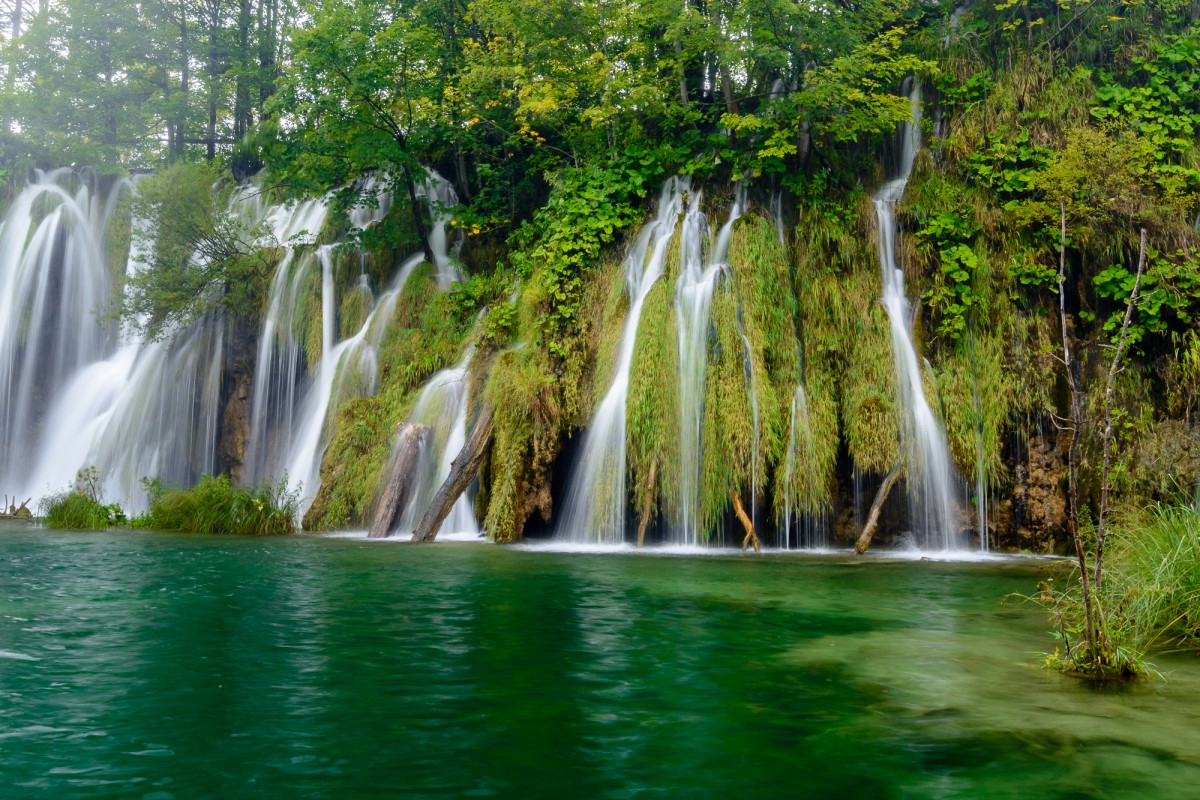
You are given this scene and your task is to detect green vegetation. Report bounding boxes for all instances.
[4,0,1200,679]
[1040,504,1200,678]
[39,468,127,530]
[133,475,299,536]
[123,161,276,341]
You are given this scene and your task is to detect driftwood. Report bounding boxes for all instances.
[0,495,32,520]
[733,491,760,553]
[368,424,432,538]
[637,462,657,548]
[412,404,495,542]
[855,460,903,554]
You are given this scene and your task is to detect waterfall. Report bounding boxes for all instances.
[243,171,460,511]
[873,80,962,550]
[392,348,480,538]
[769,190,785,246]
[558,179,687,543]
[675,187,745,545]
[0,170,236,509]
[0,170,122,481]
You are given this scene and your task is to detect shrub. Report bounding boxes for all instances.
[133,474,299,535]
[1037,503,1200,678]
[39,466,126,530]
[40,491,124,530]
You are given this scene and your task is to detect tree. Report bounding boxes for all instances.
[269,0,457,262]
[123,161,273,340]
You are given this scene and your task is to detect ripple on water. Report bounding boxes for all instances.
[0,527,1196,800]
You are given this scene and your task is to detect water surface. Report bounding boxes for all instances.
[2,526,1198,799]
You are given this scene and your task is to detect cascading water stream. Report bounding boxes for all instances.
[675,187,745,545]
[392,347,480,538]
[243,171,461,511]
[781,384,808,550]
[558,179,687,543]
[0,170,122,478]
[0,170,230,509]
[874,80,961,550]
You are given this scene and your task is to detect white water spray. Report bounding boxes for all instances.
[558,180,687,543]
[873,80,962,550]
[675,187,745,545]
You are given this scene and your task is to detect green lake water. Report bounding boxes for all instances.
[2,527,1199,799]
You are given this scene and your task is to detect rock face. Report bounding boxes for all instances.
[219,319,256,485]
[996,432,1068,553]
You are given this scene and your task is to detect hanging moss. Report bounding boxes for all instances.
[697,276,756,540]
[303,263,474,530]
[937,328,1011,485]
[626,275,681,526]
[104,190,133,288]
[483,346,560,542]
[793,204,900,477]
[339,278,374,339]
[588,255,629,404]
[296,255,324,369]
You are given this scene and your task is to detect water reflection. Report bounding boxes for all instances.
[0,530,1198,799]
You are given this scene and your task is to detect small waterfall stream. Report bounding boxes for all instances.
[558,179,687,543]
[874,81,961,550]
[392,347,480,538]
[243,172,461,510]
[676,187,744,545]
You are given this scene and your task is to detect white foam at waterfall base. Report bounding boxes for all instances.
[873,80,963,550]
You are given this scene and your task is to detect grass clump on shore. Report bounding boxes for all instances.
[40,467,126,529]
[133,474,299,535]
[1039,503,1200,679]
[40,492,125,529]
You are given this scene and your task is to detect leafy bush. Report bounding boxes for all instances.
[1037,504,1200,678]
[133,474,299,535]
[39,467,126,530]
[917,210,981,341]
[40,492,124,530]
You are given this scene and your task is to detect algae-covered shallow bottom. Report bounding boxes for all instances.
[1,525,1198,799]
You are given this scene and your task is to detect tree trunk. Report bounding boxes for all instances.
[1058,198,1099,660]
[674,37,688,105]
[402,164,436,265]
[177,3,189,158]
[1094,228,1147,591]
[3,1,21,129]
[720,64,738,115]
[369,424,432,538]
[733,491,760,553]
[412,405,495,542]
[234,0,251,140]
[855,459,903,554]
[207,3,219,160]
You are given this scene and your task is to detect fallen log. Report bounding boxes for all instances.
[412,404,495,542]
[855,459,904,554]
[733,491,760,553]
[368,424,431,538]
[0,496,32,520]
[636,462,657,548]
